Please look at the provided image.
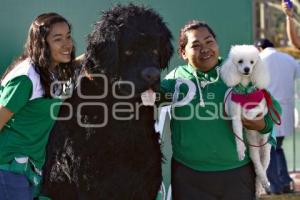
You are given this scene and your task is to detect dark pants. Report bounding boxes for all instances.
[267,136,293,193]
[0,169,33,200]
[171,159,255,200]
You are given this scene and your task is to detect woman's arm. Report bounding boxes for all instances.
[286,16,300,48]
[0,76,33,131]
[0,105,13,131]
[282,0,300,48]
[242,93,281,133]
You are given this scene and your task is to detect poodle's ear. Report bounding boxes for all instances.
[220,58,241,87]
[251,57,270,89]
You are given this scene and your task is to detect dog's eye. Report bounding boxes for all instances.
[153,49,159,55]
[124,50,133,56]
[238,60,243,64]
[250,60,254,64]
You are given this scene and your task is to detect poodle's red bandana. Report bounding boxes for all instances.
[231,89,264,110]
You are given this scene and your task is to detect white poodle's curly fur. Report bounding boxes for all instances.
[221,45,272,197]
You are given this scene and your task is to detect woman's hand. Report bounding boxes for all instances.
[75,54,85,65]
[282,0,293,17]
[242,113,265,131]
[0,105,13,131]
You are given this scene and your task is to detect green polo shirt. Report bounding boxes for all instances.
[0,75,62,170]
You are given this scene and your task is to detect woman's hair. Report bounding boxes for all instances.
[255,38,274,49]
[1,12,75,97]
[178,20,216,56]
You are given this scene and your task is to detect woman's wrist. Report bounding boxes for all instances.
[286,15,294,21]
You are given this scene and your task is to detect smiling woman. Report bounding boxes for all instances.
[0,13,75,200]
[46,22,73,68]
[160,20,281,200]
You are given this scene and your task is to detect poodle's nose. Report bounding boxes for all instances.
[244,67,250,74]
[141,67,160,84]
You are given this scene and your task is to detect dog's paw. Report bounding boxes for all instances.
[255,188,264,198]
[261,179,271,191]
[255,180,265,198]
[236,142,246,160]
[237,151,245,161]
[141,89,156,106]
[257,173,270,191]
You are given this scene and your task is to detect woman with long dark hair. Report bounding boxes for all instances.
[0,12,75,199]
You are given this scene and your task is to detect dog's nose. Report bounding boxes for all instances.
[244,67,250,74]
[141,67,160,84]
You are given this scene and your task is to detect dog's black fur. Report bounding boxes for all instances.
[42,4,173,200]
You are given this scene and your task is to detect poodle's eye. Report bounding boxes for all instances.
[153,49,159,55]
[250,60,254,64]
[124,50,133,56]
[238,60,243,64]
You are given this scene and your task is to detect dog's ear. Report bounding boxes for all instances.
[251,56,270,89]
[159,28,174,69]
[84,23,119,78]
[220,58,241,87]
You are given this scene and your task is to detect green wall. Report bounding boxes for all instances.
[0,0,253,75]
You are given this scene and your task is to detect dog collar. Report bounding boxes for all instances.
[233,83,256,94]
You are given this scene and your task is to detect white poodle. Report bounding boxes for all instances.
[220,45,272,197]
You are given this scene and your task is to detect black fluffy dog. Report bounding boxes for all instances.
[42,4,173,200]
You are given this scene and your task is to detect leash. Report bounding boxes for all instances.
[223,88,233,110]
[223,89,275,147]
[262,89,281,125]
[232,130,270,148]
